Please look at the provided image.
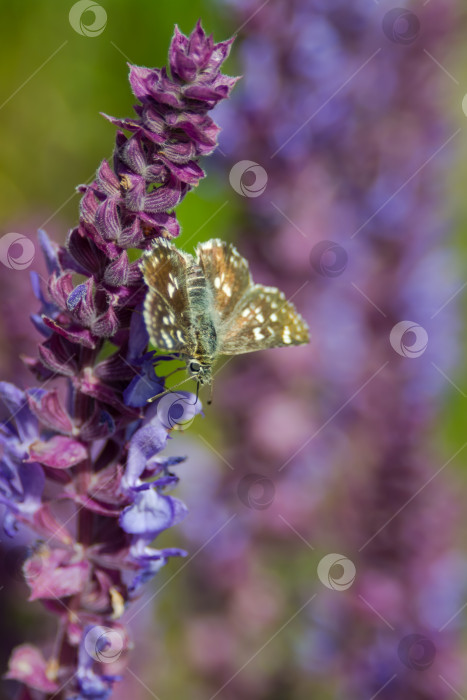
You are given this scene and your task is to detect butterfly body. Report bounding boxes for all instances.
[141,238,309,386]
[175,257,218,383]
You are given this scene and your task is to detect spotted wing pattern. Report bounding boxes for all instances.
[141,239,195,353]
[218,284,310,355]
[195,239,251,322]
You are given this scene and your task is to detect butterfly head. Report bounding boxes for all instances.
[187,359,212,385]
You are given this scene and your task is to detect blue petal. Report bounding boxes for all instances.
[30,270,43,302]
[18,462,45,510]
[129,556,167,592]
[2,508,19,537]
[30,313,53,338]
[123,356,164,407]
[123,407,168,487]
[119,488,187,536]
[30,270,58,334]
[67,283,87,311]
[127,307,149,362]
[127,545,186,592]
[38,229,60,275]
[99,411,115,433]
[0,382,38,443]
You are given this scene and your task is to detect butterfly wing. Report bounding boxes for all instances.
[141,239,195,354]
[218,285,309,355]
[196,239,252,323]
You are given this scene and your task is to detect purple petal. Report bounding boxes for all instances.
[26,552,91,601]
[188,20,214,68]
[120,135,148,173]
[140,105,167,142]
[6,645,59,693]
[138,210,181,239]
[161,139,196,163]
[158,155,205,185]
[103,251,129,286]
[95,159,121,197]
[119,216,145,248]
[101,111,141,132]
[38,338,78,377]
[26,388,74,434]
[95,198,122,240]
[28,436,87,469]
[63,228,107,276]
[48,272,74,310]
[142,177,184,213]
[42,318,97,349]
[128,64,155,102]
[80,188,100,225]
[92,304,119,338]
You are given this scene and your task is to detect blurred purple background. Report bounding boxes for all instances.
[1,1,467,699]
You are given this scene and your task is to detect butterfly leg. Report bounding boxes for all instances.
[147,374,196,404]
[152,352,182,362]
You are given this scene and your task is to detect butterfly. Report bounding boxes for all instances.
[141,238,309,387]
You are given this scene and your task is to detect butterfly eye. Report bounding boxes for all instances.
[190,361,201,373]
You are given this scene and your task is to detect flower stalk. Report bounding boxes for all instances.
[1,21,236,700]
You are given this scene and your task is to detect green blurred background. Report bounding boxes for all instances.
[1,1,467,698]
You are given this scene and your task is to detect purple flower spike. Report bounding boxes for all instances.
[3,21,236,699]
